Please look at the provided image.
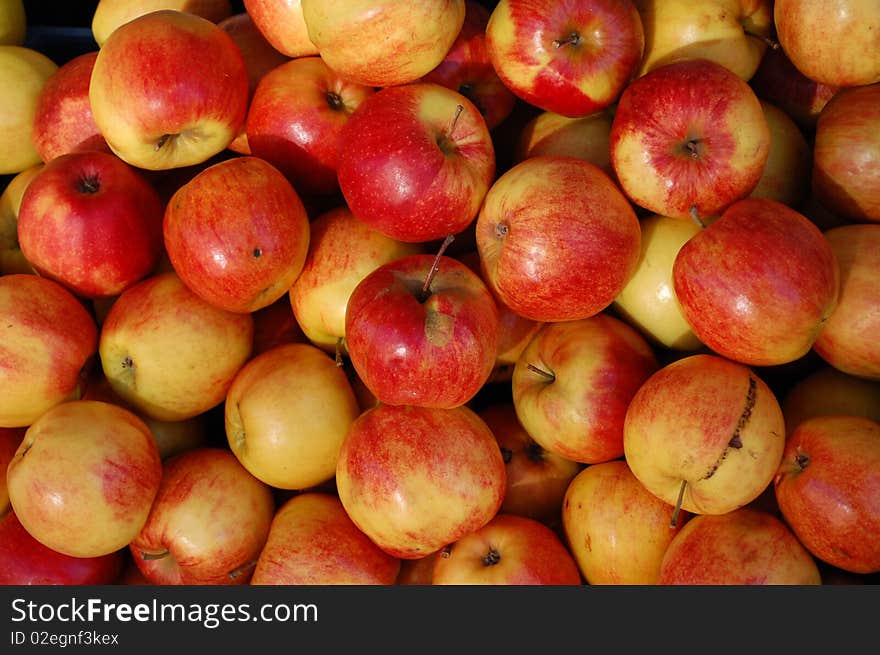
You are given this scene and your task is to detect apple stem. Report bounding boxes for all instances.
[552,32,582,48]
[448,104,464,137]
[526,363,556,382]
[745,30,780,50]
[335,337,344,367]
[141,550,170,561]
[228,558,258,581]
[419,235,455,302]
[688,205,706,229]
[154,134,173,152]
[670,479,687,528]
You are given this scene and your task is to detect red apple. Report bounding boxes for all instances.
[419,0,516,131]
[0,511,125,585]
[6,399,163,558]
[251,492,401,585]
[512,313,659,464]
[245,55,376,196]
[485,0,645,118]
[475,155,641,322]
[657,507,822,584]
[163,155,310,314]
[0,274,97,428]
[782,366,880,433]
[344,251,499,409]
[395,551,441,585]
[31,51,109,162]
[477,402,581,526]
[673,197,840,367]
[241,0,319,58]
[130,447,276,584]
[610,57,770,221]
[0,426,25,516]
[336,82,496,244]
[88,9,250,170]
[432,513,582,585]
[251,294,307,356]
[774,415,880,574]
[336,403,507,559]
[17,150,166,299]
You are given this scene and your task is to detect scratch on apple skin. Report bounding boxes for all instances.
[702,376,757,480]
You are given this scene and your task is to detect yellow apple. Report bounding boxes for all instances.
[0,162,41,275]
[242,0,319,58]
[513,108,614,175]
[782,366,880,434]
[0,0,26,46]
[747,100,812,209]
[90,0,234,46]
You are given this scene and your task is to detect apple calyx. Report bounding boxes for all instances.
[77,174,100,195]
[325,91,344,112]
[482,547,501,567]
[418,234,455,303]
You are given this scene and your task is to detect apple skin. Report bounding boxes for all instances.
[512,313,659,465]
[774,416,880,575]
[562,459,691,585]
[98,271,254,422]
[163,155,311,314]
[301,0,466,88]
[88,9,250,171]
[432,513,582,585]
[0,426,25,516]
[632,0,773,81]
[245,55,376,196]
[225,342,361,491]
[251,294,307,356]
[0,274,97,428]
[610,57,770,221]
[31,51,110,163]
[130,447,276,585]
[242,0,319,58]
[811,83,880,224]
[395,551,441,585]
[0,45,58,175]
[0,511,125,585]
[513,108,614,176]
[0,162,42,275]
[251,492,401,585]
[336,403,507,559]
[657,507,822,585]
[623,353,787,516]
[485,0,645,118]
[0,0,25,46]
[419,0,516,131]
[749,100,812,209]
[90,0,234,46]
[337,82,496,244]
[672,197,840,367]
[476,155,641,323]
[782,366,880,433]
[6,399,163,558]
[773,0,880,88]
[17,150,166,299]
[344,253,500,410]
[477,402,581,526]
[289,205,423,354]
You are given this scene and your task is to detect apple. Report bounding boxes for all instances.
[477,402,581,526]
[432,513,582,585]
[336,403,507,559]
[775,415,880,575]
[632,0,773,81]
[242,0,319,58]
[611,214,703,352]
[98,270,254,422]
[130,446,276,584]
[672,197,840,367]
[0,162,41,275]
[225,342,361,491]
[300,0,466,88]
[6,399,163,558]
[90,0,234,46]
[0,45,58,175]
[336,82,496,244]
[657,507,822,584]
[610,57,770,221]
[748,45,840,132]
[475,155,641,323]
[0,274,97,428]
[163,155,311,314]
[0,426,24,516]
[513,108,615,176]
[623,353,787,518]
[561,459,691,585]
[345,251,499,409]
[773,0,880,88]
[782,366,880,434]
[289,205,423,355]
[748,99,812,209]
[0,511,125,585]
[245,55,376,196]
[251,492,401,585]
[88,9,250,170]
[17,150,166,299]
[485,0,644,118]
[419,0,516,131]
[395,551,441,585]
[811,83,880,224]
[512,313,659,465]
[0,0,25,46]
[31,51,109,163]
[251,294,307,356]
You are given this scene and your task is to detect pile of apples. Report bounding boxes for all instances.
[1,0,878,586]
